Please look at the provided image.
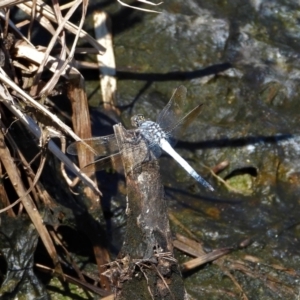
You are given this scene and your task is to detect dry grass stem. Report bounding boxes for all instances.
[0,128,63,274]
[35,263,111,296]
[0,82,101,195]
[173,233,206,257]
[0,10,34,45]
[0,129,47,214]
[18,1,105,53]
[0,0,27,8]
[117,0,162,13]
[0,1,114,296]
[201,162,247,194]
[168,212,199,240]
[29,0,82,96]
[93,11,117,110]
[181,248,231,272]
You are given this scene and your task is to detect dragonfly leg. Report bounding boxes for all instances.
[130,145,158,171]
[122,130,141,147]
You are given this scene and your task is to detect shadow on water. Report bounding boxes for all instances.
[82,62,232,82]
[82,62,233,117]
[165,184,244,204]
[177,133,294,150]
[83,59,233,144]
[116,62,232,81]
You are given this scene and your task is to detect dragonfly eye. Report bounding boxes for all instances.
[131,114,145,127]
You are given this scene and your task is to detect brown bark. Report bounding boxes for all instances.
[67,76,111,290]
[112,124,186,300]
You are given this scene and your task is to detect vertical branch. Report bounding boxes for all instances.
[67,76,99,202]
[93,11,117,110]
[67,76,112,291]
[113,124,186,300]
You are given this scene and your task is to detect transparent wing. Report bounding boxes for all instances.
[67,134,119,158]
[80,153,123,174]
[168,103,203,141]
[157,85,187,132]
[76,141,150,174]
[157,85,203,141]
[67,130,147,173]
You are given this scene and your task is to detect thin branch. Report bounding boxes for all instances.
[18,1,105,53]
[0,82,101,195]
[30,0,82,95]
[200,162,247,194]
[39,0,88,95]
[0,144,46,214]
[0,68,82,142]
[0,126,63,275]
[117,0,162,13]
[27,0,37,41]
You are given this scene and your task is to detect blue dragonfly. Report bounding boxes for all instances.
[67,86,214,191]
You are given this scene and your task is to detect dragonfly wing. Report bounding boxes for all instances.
[80,141,149,174]
[157,85,203,141]
[67,134,119,158]
[156,85,187,132]
[80,153,123,174]
[168,103,203,141]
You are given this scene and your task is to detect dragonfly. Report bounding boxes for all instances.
[67,86,214,191]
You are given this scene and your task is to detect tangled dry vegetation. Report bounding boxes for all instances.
[0,0,113,297]
[0,1,171,298]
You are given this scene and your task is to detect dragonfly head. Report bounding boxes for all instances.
[131,114,146,128]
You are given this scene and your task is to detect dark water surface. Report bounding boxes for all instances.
[80,0,300,298]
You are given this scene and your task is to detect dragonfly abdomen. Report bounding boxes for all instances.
[159,139,214,191]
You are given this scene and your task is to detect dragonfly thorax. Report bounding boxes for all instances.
[131,114,146,127]
[131,114,168,145]
[138,120,168,145]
